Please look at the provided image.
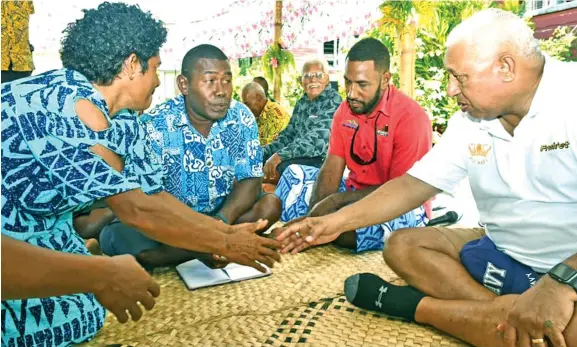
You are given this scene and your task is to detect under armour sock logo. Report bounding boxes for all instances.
[375,286,388,308]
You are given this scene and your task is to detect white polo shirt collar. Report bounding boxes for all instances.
[524,54,556,121]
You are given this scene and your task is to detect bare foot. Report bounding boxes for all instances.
[136,246,197,270]
[262,183,277,193]
[85,239,102,255]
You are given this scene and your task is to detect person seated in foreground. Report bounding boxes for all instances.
[277,9,577,347]
[262,59,342,182]
[274,38,432,252]
[1,4,280,346]
[241,81,291,146]
[100,44,282,269]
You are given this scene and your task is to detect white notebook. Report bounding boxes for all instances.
[176,259,272,290]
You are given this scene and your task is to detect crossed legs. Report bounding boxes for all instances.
[382,227,577,347]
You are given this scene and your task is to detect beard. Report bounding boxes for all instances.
[347,84,383,115]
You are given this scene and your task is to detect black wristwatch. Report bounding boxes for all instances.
[548,263,577,293]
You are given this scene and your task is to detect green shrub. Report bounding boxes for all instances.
[540,26,577,62]
[369,0,574,129]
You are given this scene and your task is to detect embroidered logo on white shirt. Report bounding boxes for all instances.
[468,143,492,165]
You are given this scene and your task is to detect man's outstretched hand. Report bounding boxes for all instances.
[275,216,342,254]
[223,219,282,273]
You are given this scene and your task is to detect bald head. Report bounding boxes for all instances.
[242,82,267,117]
[447,8,543,62]
[242,82,266,98]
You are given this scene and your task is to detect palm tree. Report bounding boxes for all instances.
[377,0,437,99]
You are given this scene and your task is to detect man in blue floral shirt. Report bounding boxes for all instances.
[100,45,282,268]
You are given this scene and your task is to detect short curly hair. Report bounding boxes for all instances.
[347,38,390,72]
[60,2,167,85]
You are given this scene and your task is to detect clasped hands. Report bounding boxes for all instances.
[497,275,576,347]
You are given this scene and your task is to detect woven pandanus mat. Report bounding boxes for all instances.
[79,245,469,347]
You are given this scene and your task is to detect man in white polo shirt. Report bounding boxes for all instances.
[276,9,577,347]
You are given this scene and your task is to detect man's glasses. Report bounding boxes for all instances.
[302,72,326,80]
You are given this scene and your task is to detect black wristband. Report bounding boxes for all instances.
[548,263,577,293]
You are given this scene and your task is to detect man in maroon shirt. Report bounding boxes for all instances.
[274,38,432,252]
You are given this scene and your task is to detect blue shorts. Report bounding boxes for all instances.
[460,236,542,295]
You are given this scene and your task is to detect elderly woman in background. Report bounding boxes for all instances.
[1,2,280,346]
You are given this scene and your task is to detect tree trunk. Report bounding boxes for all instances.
[273,0,283,101]
[399,19,417,99]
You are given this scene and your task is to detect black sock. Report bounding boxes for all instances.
[344,273,426,321]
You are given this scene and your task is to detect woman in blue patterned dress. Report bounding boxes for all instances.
[1,3,280,346]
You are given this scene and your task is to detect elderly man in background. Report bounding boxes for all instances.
[242,82,291,146]
[274,38,431,252]
[279,9,577,347]
[263,59,342,180]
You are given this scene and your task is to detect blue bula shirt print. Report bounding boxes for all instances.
[141,95,263,214]
[1,69,163,347]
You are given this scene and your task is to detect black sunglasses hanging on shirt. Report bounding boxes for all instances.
[349,113,382,166]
